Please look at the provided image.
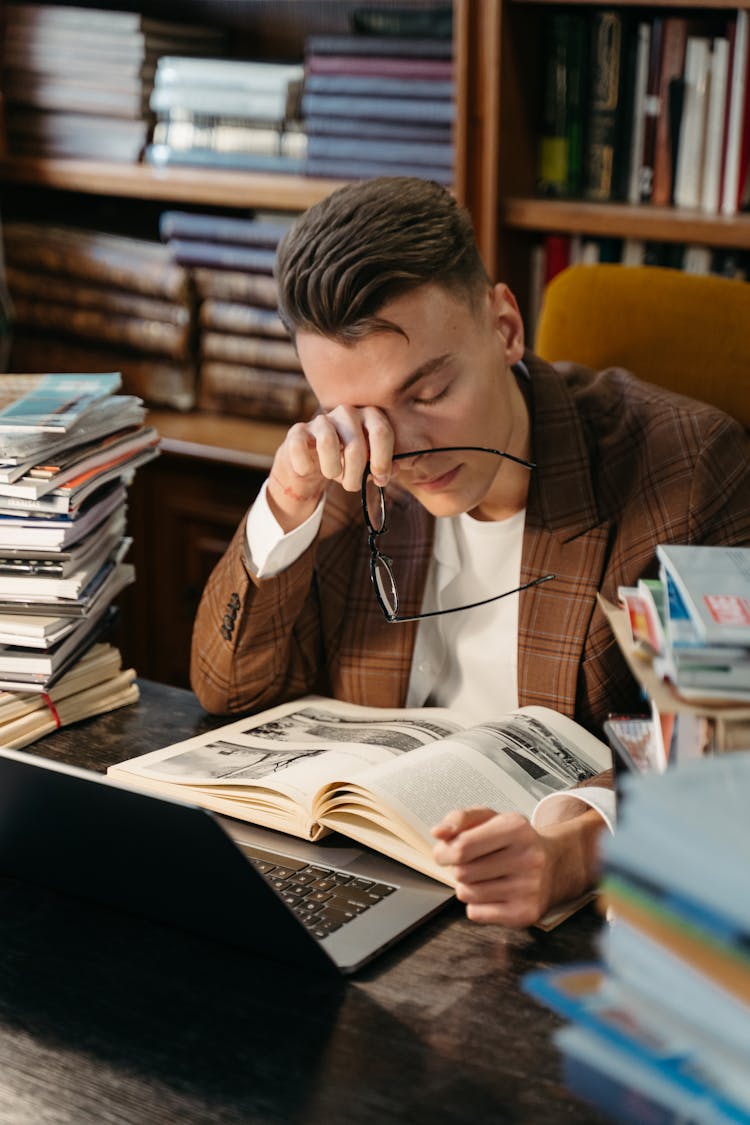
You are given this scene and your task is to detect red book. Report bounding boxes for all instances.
[543,234,571,285]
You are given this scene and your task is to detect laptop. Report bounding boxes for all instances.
[0,747,453,976]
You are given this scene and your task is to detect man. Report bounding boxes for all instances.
[191,177,750,928]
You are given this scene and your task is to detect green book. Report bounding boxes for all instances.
[537,12,587,197]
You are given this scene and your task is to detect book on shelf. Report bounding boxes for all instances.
[198,362,317,424]
[305,156,452,184]
[626,20,652,205]
[300,92,454,126]
[4,267,190,326]
[0,641,139,750]
[4,2,225,43]
[702,35,731,214]
[350,5,453,40]
[722,9,749,216]
[106,694,611,928]
[304,115,451,142]
[673,37,711,211]
[5,111,149,162]
[305,35,453,60]
[3,75,150,116]
[651,17,689,207]
[151,119,308,161]
[3,224,190,303]
[200,332,302,372]
[161,238,278,276]
[153,56,303,92]
[144,143,306,175]
[149,85,300,124]
[158,212,290,250]
[304,73,454,101]
[636,16,664,204]
[583,8,635,202]
[198,301,288,339]
[306,54,453,80]
[192,269,278,308]
[306,134,452,169]
[9,298,191,361]
[537,10,587,199]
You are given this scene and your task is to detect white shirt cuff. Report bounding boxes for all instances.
[531,786,617,835]
[244,478,325,577]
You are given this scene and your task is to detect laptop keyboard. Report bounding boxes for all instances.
[237,841,397,939]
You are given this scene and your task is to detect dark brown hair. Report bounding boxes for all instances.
[275,177,491,342]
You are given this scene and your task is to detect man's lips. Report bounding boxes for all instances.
[410,463,461,491]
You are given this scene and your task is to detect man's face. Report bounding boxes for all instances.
[296,282,528,521]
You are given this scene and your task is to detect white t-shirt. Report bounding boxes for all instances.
[244,483,615,832]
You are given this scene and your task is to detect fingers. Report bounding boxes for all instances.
[431,806,496,842]
[281,406,395,492]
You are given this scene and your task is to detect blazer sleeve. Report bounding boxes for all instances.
[189,514,326,715]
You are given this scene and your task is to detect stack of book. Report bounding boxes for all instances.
[537,6,750,216]
[3,221,196,411]
[0,373,157,725]
[302,31,454,184]
[144,56,306,174]
[525,751,750,1124]
[610,545,750,768]
[1,2,224,162]
[159,210,317,423]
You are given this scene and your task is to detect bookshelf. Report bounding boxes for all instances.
[485,0,750,318]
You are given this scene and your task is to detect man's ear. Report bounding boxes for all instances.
[489,283,525,364]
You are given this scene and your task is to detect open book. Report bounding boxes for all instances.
[107,696,611,892]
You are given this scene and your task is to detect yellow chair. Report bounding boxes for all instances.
[533,263,750,429]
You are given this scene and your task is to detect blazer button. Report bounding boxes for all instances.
[225,603,237,619]
[221,625,231,640]
[230,593,241,609]
[223,614,234,629]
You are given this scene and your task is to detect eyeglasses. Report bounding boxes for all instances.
[361,445,555,624]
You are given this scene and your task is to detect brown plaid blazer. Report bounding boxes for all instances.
[191,353,750,736]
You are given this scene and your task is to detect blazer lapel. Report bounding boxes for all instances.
[518,355,612,717]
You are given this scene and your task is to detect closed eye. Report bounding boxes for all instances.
[412,383,451,406]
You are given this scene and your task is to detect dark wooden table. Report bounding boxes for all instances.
[0,681,608,1125]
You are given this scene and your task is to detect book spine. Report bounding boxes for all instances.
[721,9,749,216]
[303,75,454,100]
[199,362,316,423]
[159,211,288,249]
[583,10,630,202]
[3,225,189,302]
[305,55,453,80]
[673,37,711,210]
[304,35,453,59]
[306,134,453,167]
[637,17,664,202]
[701,37,731,214]
[300,93,454,125]
[651,18,689,207]
[191,269,279,307]
[304,155,452,185]
[5,266,191,325]
[145,143,306,175]
[304,114,451,142]
[165,238,277,275]
[199,301,288,338]
[626,21,652,204]
[200,332,302,372]
[10,298,191,360]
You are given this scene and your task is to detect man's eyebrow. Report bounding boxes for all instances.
[395,353,454,395]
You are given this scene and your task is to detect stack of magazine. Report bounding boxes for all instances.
[525,752,750,1124]
[0,373,158,739]
[604,545,750,768]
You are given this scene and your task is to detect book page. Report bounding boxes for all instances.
[315,705,612,854]
[107,695,466,832]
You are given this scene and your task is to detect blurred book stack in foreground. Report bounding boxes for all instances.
[4,222,196,411]
[302,8,455,185]
[145,57,306,174]
[525,752,750,1124]
[0,373,159,744]
[1,2,224,162]
[160,210,317,423]
[605,545,750,769]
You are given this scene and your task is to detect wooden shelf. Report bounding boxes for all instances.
[0,156,346,211]
[501,197,750,249]
[512,0,750,6]
[146,409,288,470]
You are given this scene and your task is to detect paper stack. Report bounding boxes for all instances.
[524,753,750,1124]
[0,373,158,708]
